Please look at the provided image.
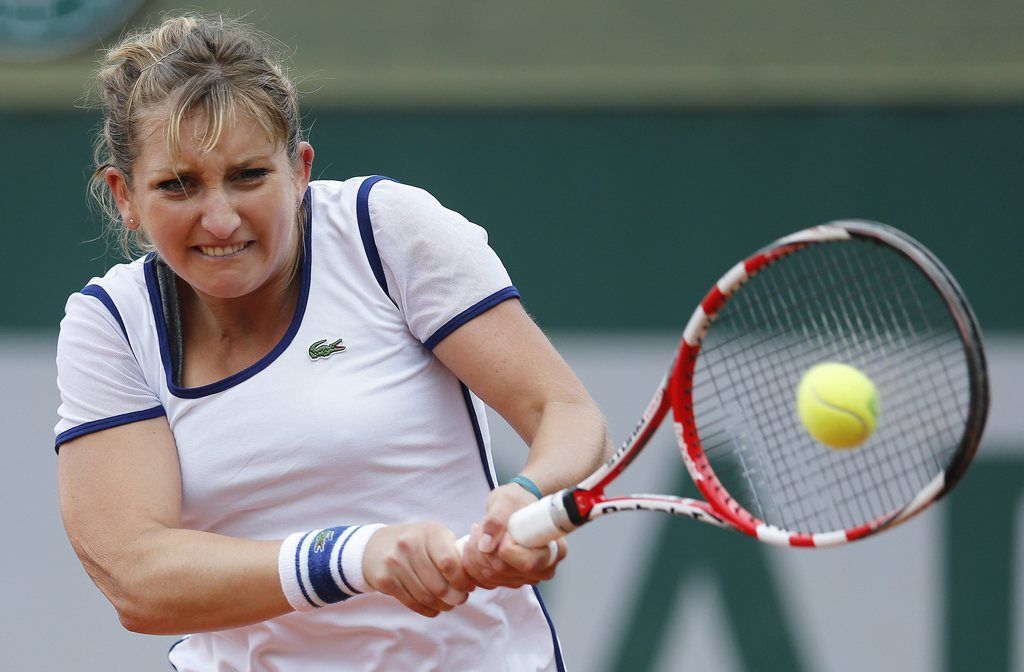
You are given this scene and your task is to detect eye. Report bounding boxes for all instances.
[237,168,270,181]
[156,177,190,193]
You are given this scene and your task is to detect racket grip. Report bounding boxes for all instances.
[507,493,570,547]
[452,491,572,567]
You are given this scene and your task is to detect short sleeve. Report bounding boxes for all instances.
[54,290,165,452]
[367,180,519,349]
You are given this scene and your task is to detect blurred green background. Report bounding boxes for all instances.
[2,2,1021,671]
[5,108,1024,332]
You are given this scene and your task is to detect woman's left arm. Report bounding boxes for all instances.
[432,298,613,588]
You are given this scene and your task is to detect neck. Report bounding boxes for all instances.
[180,269,300,346]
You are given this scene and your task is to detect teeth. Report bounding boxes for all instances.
[199,242,247,257]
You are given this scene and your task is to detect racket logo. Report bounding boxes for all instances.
[309,338,347,360]
[623,385,665,448]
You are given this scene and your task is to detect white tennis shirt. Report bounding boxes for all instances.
[55,177,565,671]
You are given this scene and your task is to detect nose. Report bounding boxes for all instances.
[200,188,242,239]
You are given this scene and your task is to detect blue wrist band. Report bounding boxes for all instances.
[278,523,385,612]
[509,474,542,499]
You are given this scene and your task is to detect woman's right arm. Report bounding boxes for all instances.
[58,418,474,634]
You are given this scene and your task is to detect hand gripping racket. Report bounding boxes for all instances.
[477,221,988,555]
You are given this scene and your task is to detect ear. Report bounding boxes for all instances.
[294,142,315,201]
[105,167,140,230]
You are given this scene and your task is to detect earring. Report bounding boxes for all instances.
[128,218,135,226]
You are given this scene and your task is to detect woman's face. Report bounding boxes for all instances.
[107,110,313,301]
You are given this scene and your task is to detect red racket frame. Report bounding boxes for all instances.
[531,221,988,549]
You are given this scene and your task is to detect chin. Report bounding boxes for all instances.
[189,274,260,300]
[208,283,259,300]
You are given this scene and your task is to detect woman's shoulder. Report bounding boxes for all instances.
[309,177,457,244]
[308,177,370,203]
[308,177,481,251]
[71,255,150,300]
[61,255,152,332]
[309,176,442,212]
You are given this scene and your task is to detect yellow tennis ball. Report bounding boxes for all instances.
[796,362,878,449]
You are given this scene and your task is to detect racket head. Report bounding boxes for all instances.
[671,221,988,547]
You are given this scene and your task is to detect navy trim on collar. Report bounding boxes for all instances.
[144,187,313,399]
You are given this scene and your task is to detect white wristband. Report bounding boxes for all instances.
[337,523,383,594]
[278,523,386,612]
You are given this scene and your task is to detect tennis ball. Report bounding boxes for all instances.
[796,362,878,449]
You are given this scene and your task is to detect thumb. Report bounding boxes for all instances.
[478,484,530,553]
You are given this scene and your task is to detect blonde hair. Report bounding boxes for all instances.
[88,14,306,259]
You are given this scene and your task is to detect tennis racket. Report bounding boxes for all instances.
[465,220,988,555]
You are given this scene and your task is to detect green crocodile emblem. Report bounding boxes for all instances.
[308,338,347,360]
[312,529,335,553]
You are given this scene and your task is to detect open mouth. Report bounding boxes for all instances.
[196,241,251,258]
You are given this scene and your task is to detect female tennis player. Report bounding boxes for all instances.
[54,14,609,671]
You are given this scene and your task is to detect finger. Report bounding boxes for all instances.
[372,568,441,618]
[534,539,568,581]
[493,535,564,579]
[392,560,451,614]
[412,535,469,608]
[388,537,452,613]
[486,542,523,574]
[478,487,524,552]
[494,534,547,573]
[479,551,535,588]
[477,515,501,553]
[428,533,476,596]
[461,525,500,589]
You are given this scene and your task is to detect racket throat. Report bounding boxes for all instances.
[566,488,600,526]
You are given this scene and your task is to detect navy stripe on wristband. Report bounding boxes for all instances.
[280,523,386,612]
[307,527,350,604]
[336,525,363,595]
[509,474,543,499]
[293,531,318,609]
[304,526,356,607]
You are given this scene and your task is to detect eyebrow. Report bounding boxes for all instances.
[149,155,275,175]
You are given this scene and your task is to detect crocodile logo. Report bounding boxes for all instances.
[308,338,347,360]
[313,529,335,553]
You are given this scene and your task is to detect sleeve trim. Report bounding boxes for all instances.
[54,405,166,453]
[423,286,521,350]
[80,284,131,352]
[355,175,398,304]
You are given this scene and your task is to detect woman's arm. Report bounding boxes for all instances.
[59,418,474,634]
[432,298,613,586]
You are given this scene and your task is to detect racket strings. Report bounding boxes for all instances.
[842,244,966,484]
[718,251,874,527]
[691,238,970,535]
[794,244,959,521]
[885,254,969,426]
[788,243,964,528]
